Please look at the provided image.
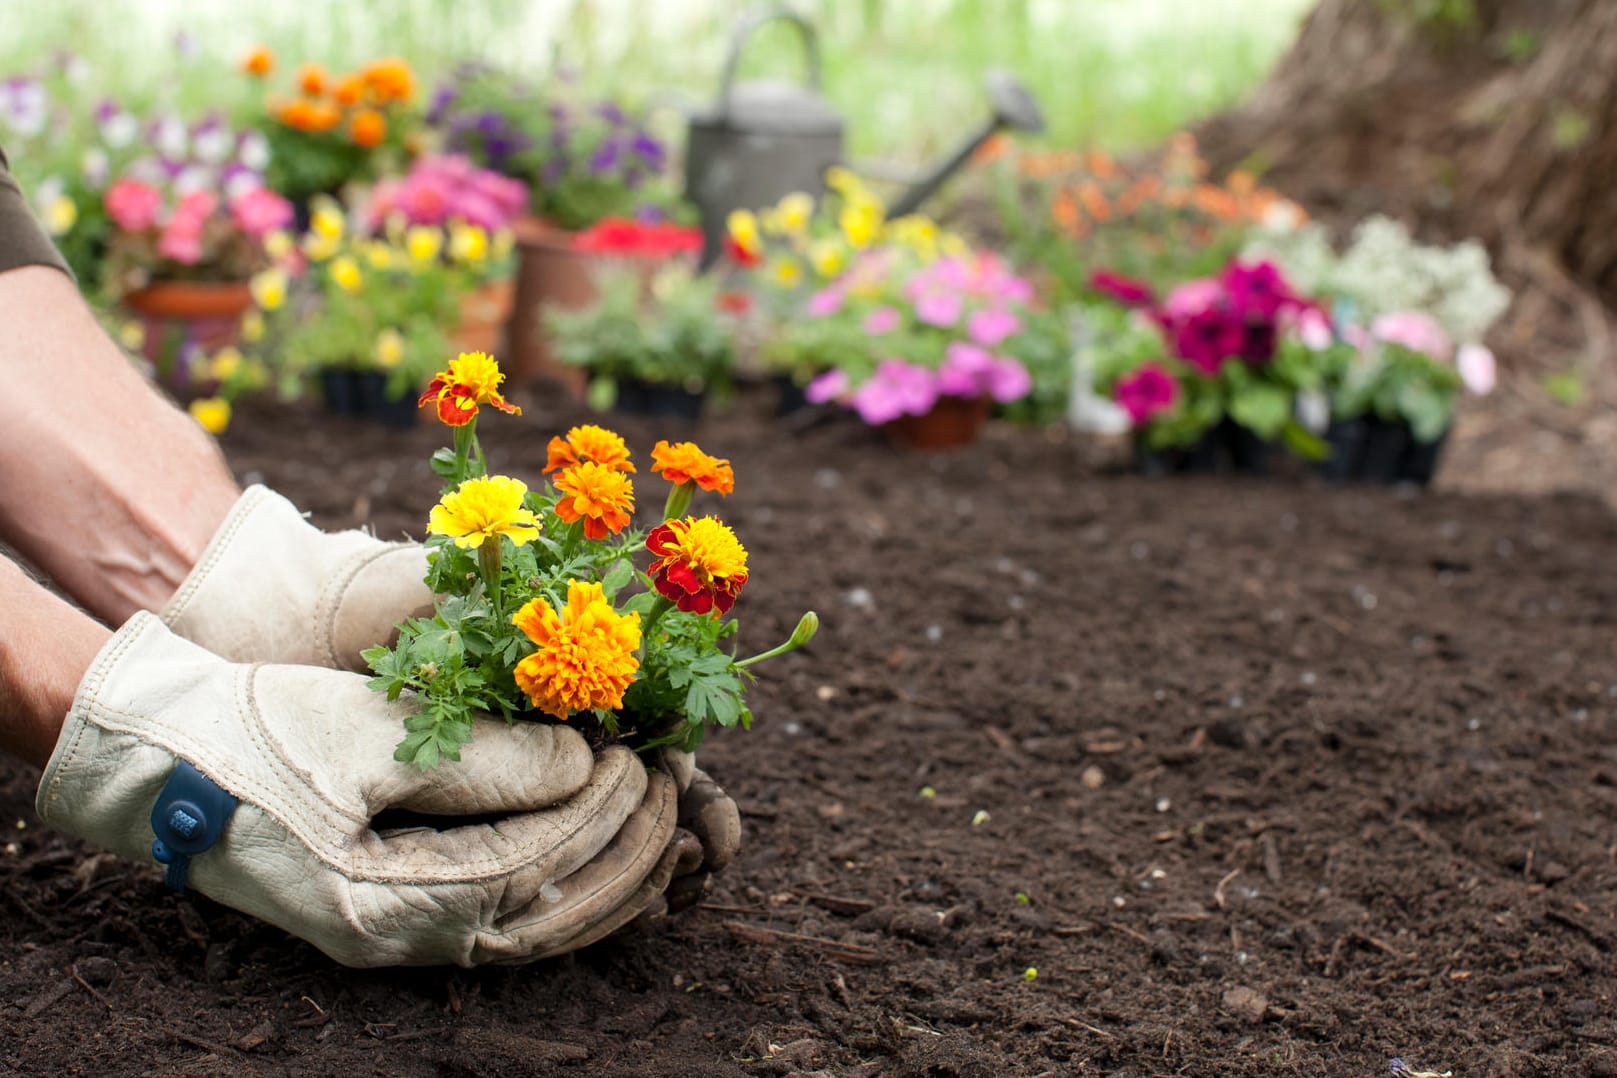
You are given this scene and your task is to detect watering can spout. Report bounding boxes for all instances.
[887,68,1044,219]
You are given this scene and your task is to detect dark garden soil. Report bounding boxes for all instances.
[6,384,1617,1077]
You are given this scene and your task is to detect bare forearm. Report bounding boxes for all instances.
[0,266,240,624]
[0,556,109,768]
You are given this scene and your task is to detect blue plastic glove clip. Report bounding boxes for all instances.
[149,761,239,894]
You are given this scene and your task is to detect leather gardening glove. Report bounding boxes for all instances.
[37,612,702,967]
[162,485,431,673]
[655,748,743,911]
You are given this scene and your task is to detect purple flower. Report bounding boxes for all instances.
[589,140,622,175]
[426,85,458,126]
[914,290,962,327]
[1114,363,1180,426]
[630,132,665,169]
[852,360,940,424]
[805,369,850,403]
[967,307,1021,347]
[863,306,901,335]
[595,101,626,126]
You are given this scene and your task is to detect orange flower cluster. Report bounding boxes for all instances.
[254,49,415,146]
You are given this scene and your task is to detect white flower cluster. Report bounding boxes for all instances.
[1245,214,1511,344]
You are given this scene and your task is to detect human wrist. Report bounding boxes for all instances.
[0,557,110,768]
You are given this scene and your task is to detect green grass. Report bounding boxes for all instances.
[1,0,1310,163]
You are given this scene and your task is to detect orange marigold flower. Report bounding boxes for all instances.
[304,99,342,133]
[646,516,749,615]
[544,424,635,475]
[349,108,386,148]
[297,63,328,97]
[650,439,734,495]
[333,75,365,106]
[362,58,415,103]
[511,581,641,720]
[417,351,521,426]
[553,462,635,540]
[242,46,274,78]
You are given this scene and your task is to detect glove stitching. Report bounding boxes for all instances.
[317,542,415,669]
[159,485,270,626]
[37,613,150,817]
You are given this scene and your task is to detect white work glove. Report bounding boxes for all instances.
[162,484,430,673]
[37,613,700,967]
[163,485,743,887]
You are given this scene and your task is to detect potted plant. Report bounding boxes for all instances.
[364,153,528,357]
[425,65,688,387]
[245,48,418,214]
[1086,259,1330,473]
[543,247,737,420]
[99,116,292,391]
[1244,214,1509,484]
[367,353,817,766]
[262,201,496,427]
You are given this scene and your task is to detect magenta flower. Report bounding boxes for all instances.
[229,187,293,239]
[804,369,850,403]
[1173,307,1246,375]
[985,356,1032,403]
[967,307,1021,347]
[851,360,940,424]
[1221,260,1296,320]
[806,287,845,318]
[914,290,962,328]
[938,341,995,396]
[1114,363,1180,426]
[1089,270,1155,308]
[1371,310,1453,361]
[105,179,163,231]
[1163,277,1222,320]
[862,306,901,335]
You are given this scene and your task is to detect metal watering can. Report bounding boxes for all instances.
[684,5,1046,266]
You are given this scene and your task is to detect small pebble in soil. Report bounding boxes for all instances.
[1081,766,1106,789]
[813,468,841,489]
[1228,695,1244,709]
[815,685,836,701]
[1301,671,1317,686]
[784,722,802,736]
[1130,541,1150,560]
[925,625,943,642]
[1467,718,1481,731]
[1111,896,1127,908]
[843,587,874,609]
[1496,538,1515,557]
[1155,798,1171,812]
[1572,709,1588,722]
[1007,594,1025,610]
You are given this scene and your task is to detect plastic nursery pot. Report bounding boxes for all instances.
[450,278,516,358]
[1322,417,1448,487]
[355,371,419,430]
[613,377,706,421]
[319,369,364,417]
[121,279,254,393]
[772,373,812,417]
[506,216,593,396]
[883,394,991,451]
[1134,418,1271,476]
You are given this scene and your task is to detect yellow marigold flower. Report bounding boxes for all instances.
[544,424,635,475]
[264,230,294,260]
[375,328,404,369]
[117,321,145,351]
[651,439,734,495]
[646,515,749,615]
[427,475,540,550]
[448,222,489,263]
[553,462,635,541]
[511,580,640,720]
[418,350,520,425]
[406,225,442,265]
[769,256,802,288]
[241,310,266,342]
[310,200,344,241]
[44,196,76,236]
[840,200,882,249]
[726,209,760,256]
[809,238,846,278]
[208,346,243,382]
[776,191,813,234]
[250,267,288,310]
[188,397,231,435]
[330,255,363,293]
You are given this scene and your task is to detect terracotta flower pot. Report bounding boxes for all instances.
[883,395,991,450]
[451,277,516,358]
[121,279,255,392]
[506,216,593,395]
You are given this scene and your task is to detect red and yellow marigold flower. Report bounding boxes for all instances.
[650,439,734,495]
[544,424,636,475]
[417,351,520,426]
[427,475,540,549]
[553,462,635,540]
[646,516,749,615]
[511,581,641,720]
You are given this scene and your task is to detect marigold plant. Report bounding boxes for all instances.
[365,353,817,768]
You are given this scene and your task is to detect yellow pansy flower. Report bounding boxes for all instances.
[406,225,442,265]
[241,310,266,342]
[264,230,294,260]
[310,199,344,241]
[776,191,813,235]
[208,346,243,381]
[375,328,404,369]
[448,223,489,263]
[840,200,882,249]
[250,267,288,310]
[768,256,802,288]
[363,241,395,271]
[808,238,846,278]
[726,209,761,257]
[188,397,231,435]
[330,256,363,293]
[301,231,339,262]
[117,321,145,352]
[44,197,77,236]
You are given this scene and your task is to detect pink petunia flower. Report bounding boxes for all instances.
[1114,363,1180,426]
[913,290,962,328]
[984,356,1032,403]
[851,360,940,425]
[937,341,994,397]
[862,306,901,335]
[105,178,163,231]
[804,369,850,403]
[229,186,294,239]
[806,287,845,318]
[1371,310,1453,361]
[967,307,1021,347]
[1456,343,1496,395]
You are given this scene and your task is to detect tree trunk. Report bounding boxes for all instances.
[1198,0,1617,308]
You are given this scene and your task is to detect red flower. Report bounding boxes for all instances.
[572,217,703,258]
[723,233,761,269]
[645,517,749,615]
[1088,270,1155,308]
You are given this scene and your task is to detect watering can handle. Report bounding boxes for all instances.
[717,6,822,119]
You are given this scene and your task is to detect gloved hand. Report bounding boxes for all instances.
[163,485,745,883]
[162,485,431,673]
[37,613,700,967]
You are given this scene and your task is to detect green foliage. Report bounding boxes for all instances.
[1542,369,1587,408]
[544,262,738,392]
[1330,342,1463,442]
[996,308,1076,427]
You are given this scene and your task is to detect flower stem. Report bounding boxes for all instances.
[451,419,477,486]
[662,481,694,522]
[639,595,674,647]
[735,611,819,668]
[478,537,504,620]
